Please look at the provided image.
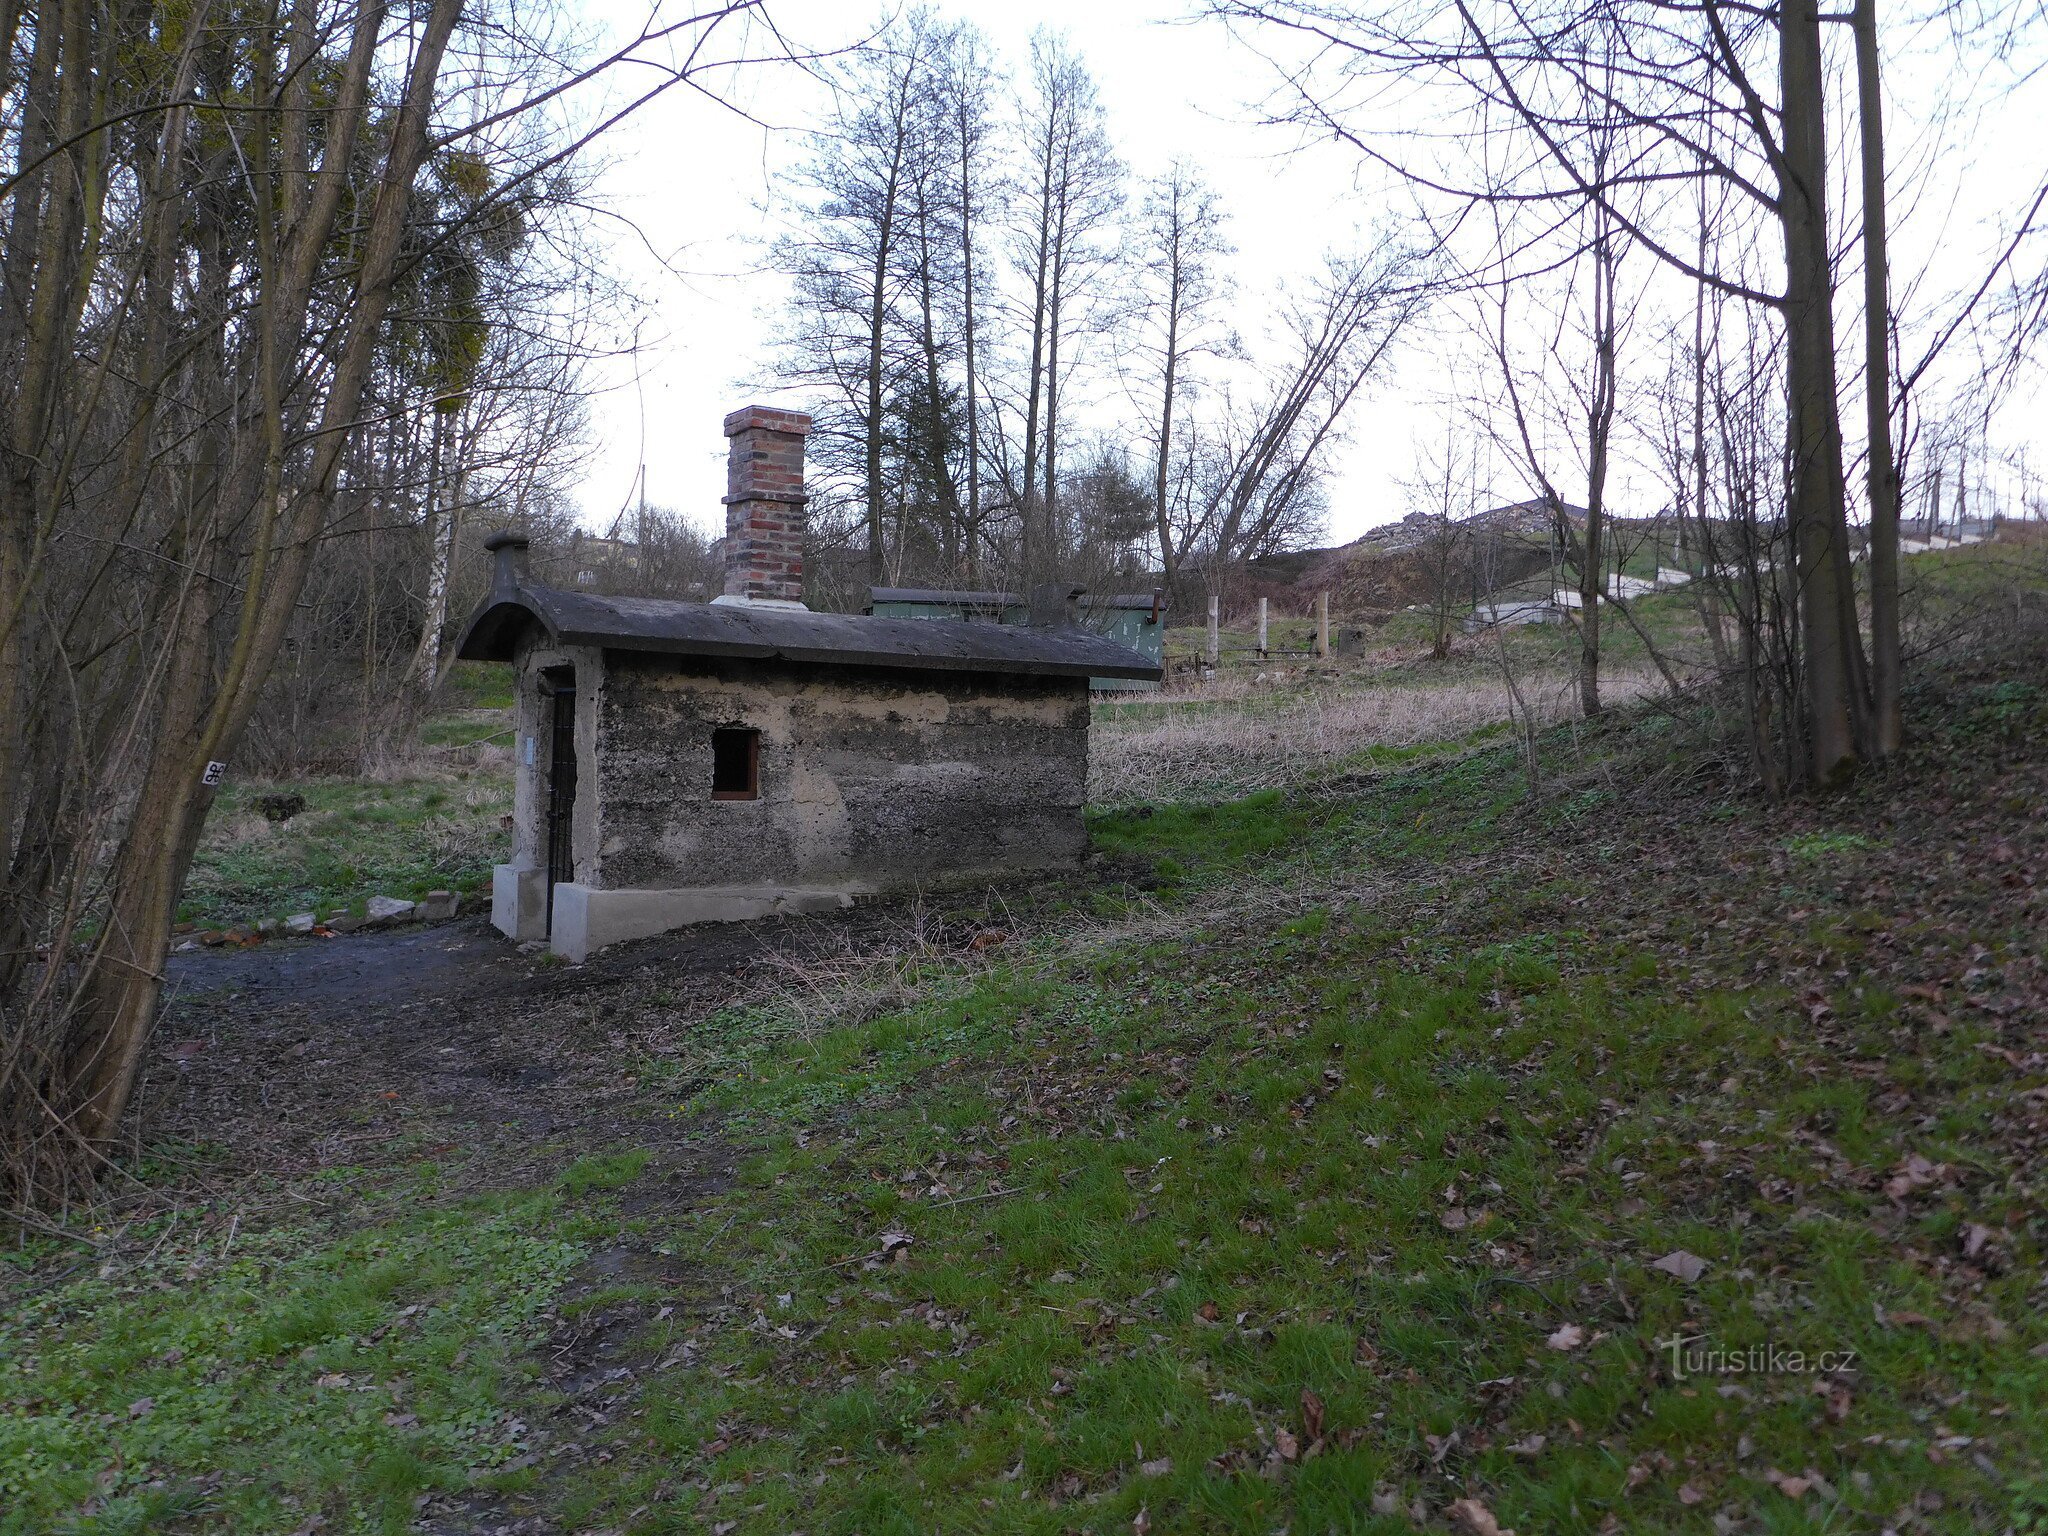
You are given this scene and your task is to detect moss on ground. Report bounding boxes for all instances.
[181,772,511,928]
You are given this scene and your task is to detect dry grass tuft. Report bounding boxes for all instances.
[1090,669,1668,803]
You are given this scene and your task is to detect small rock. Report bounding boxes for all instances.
[416,890,460,922]
[327,915,363,934]
[256,918,281,937]
[198,930,229,947]
[364,895,416,925]
[285,912,317,936]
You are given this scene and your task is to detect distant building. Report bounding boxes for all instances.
[866,588,1168,692]
[566,529,639,588]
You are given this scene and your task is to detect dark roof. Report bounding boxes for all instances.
[455,584,1163,681]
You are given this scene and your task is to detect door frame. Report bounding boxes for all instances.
[542,668,577,925]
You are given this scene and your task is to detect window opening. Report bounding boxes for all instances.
[711,727,760,800]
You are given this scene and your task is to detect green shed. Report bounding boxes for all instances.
[868,587,1166,692]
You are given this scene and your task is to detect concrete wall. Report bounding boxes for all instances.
[592,653,1091,894]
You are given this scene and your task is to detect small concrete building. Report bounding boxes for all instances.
[455,405,1160,960]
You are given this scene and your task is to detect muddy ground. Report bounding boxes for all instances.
[140,903,931,1534]
[149,904,899,1165]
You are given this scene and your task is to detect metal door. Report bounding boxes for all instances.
[544,679,576,923]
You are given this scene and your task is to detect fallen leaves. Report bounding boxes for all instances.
[1649,1249,1709,1283]
[1445,1495,1515,1535]
[1764,1467,1811,1499]
[1883,1152,1946,1201]
[1299,1387,1326,1448]
[1546,1322,1586,1352]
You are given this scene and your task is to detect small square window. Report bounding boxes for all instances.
[711,727,760,800]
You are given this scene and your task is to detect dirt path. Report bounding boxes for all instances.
[144,907,904,1166]
[132,907,920,1534]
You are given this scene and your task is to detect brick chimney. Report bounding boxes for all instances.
[715,405,812,609]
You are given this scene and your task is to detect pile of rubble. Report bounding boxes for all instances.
[174,890,462,950]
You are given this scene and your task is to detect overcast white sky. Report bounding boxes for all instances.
[559,0,1451,543]
[557,0,2047,545]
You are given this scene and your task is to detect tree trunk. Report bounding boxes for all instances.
[1854,0,1901,757]
[1153,238,1182,593]
[1779,0,1867,783]
[1019,148,1053,580]
[1045,251,1063,577]
[1689,235,1732,672]
[864,222,894,590]
[956,94,981,581]
[1578,213,1617,719]
[405,405,454,704]
[67,0,463,1145]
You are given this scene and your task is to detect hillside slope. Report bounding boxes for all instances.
[6,612,2045,1536]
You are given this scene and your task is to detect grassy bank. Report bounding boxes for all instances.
[180,770,510,930]
[540,658,2047,1534]
[0,1152,645,1535]
[10,573,2046,1534]
[180,663,517,929]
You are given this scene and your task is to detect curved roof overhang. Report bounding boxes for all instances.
[450,584,1163,682]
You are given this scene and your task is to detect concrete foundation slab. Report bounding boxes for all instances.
[546,882,854,962]
[492,864,547,942]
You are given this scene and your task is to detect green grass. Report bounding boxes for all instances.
[542,698,2045,1533]
[437,661,516,712]
[182,772,510,929]
[22,541,2046,1532]
[178,658,517,928]
[0,1152,657,1535]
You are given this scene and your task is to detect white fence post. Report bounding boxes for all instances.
[1206,594,1220,667]
[1257,596,1269,657]
[1314,592,1330,659]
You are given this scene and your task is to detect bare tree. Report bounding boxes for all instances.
[1132,160,1233,594]
[1004,31,1123,583]
[0,0,791,1201]
[1191,246,1421,587]
[770,11,945,587]
[1208,0,1901,780]
[1403,431,1479,658]
[938,21,1001,579]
